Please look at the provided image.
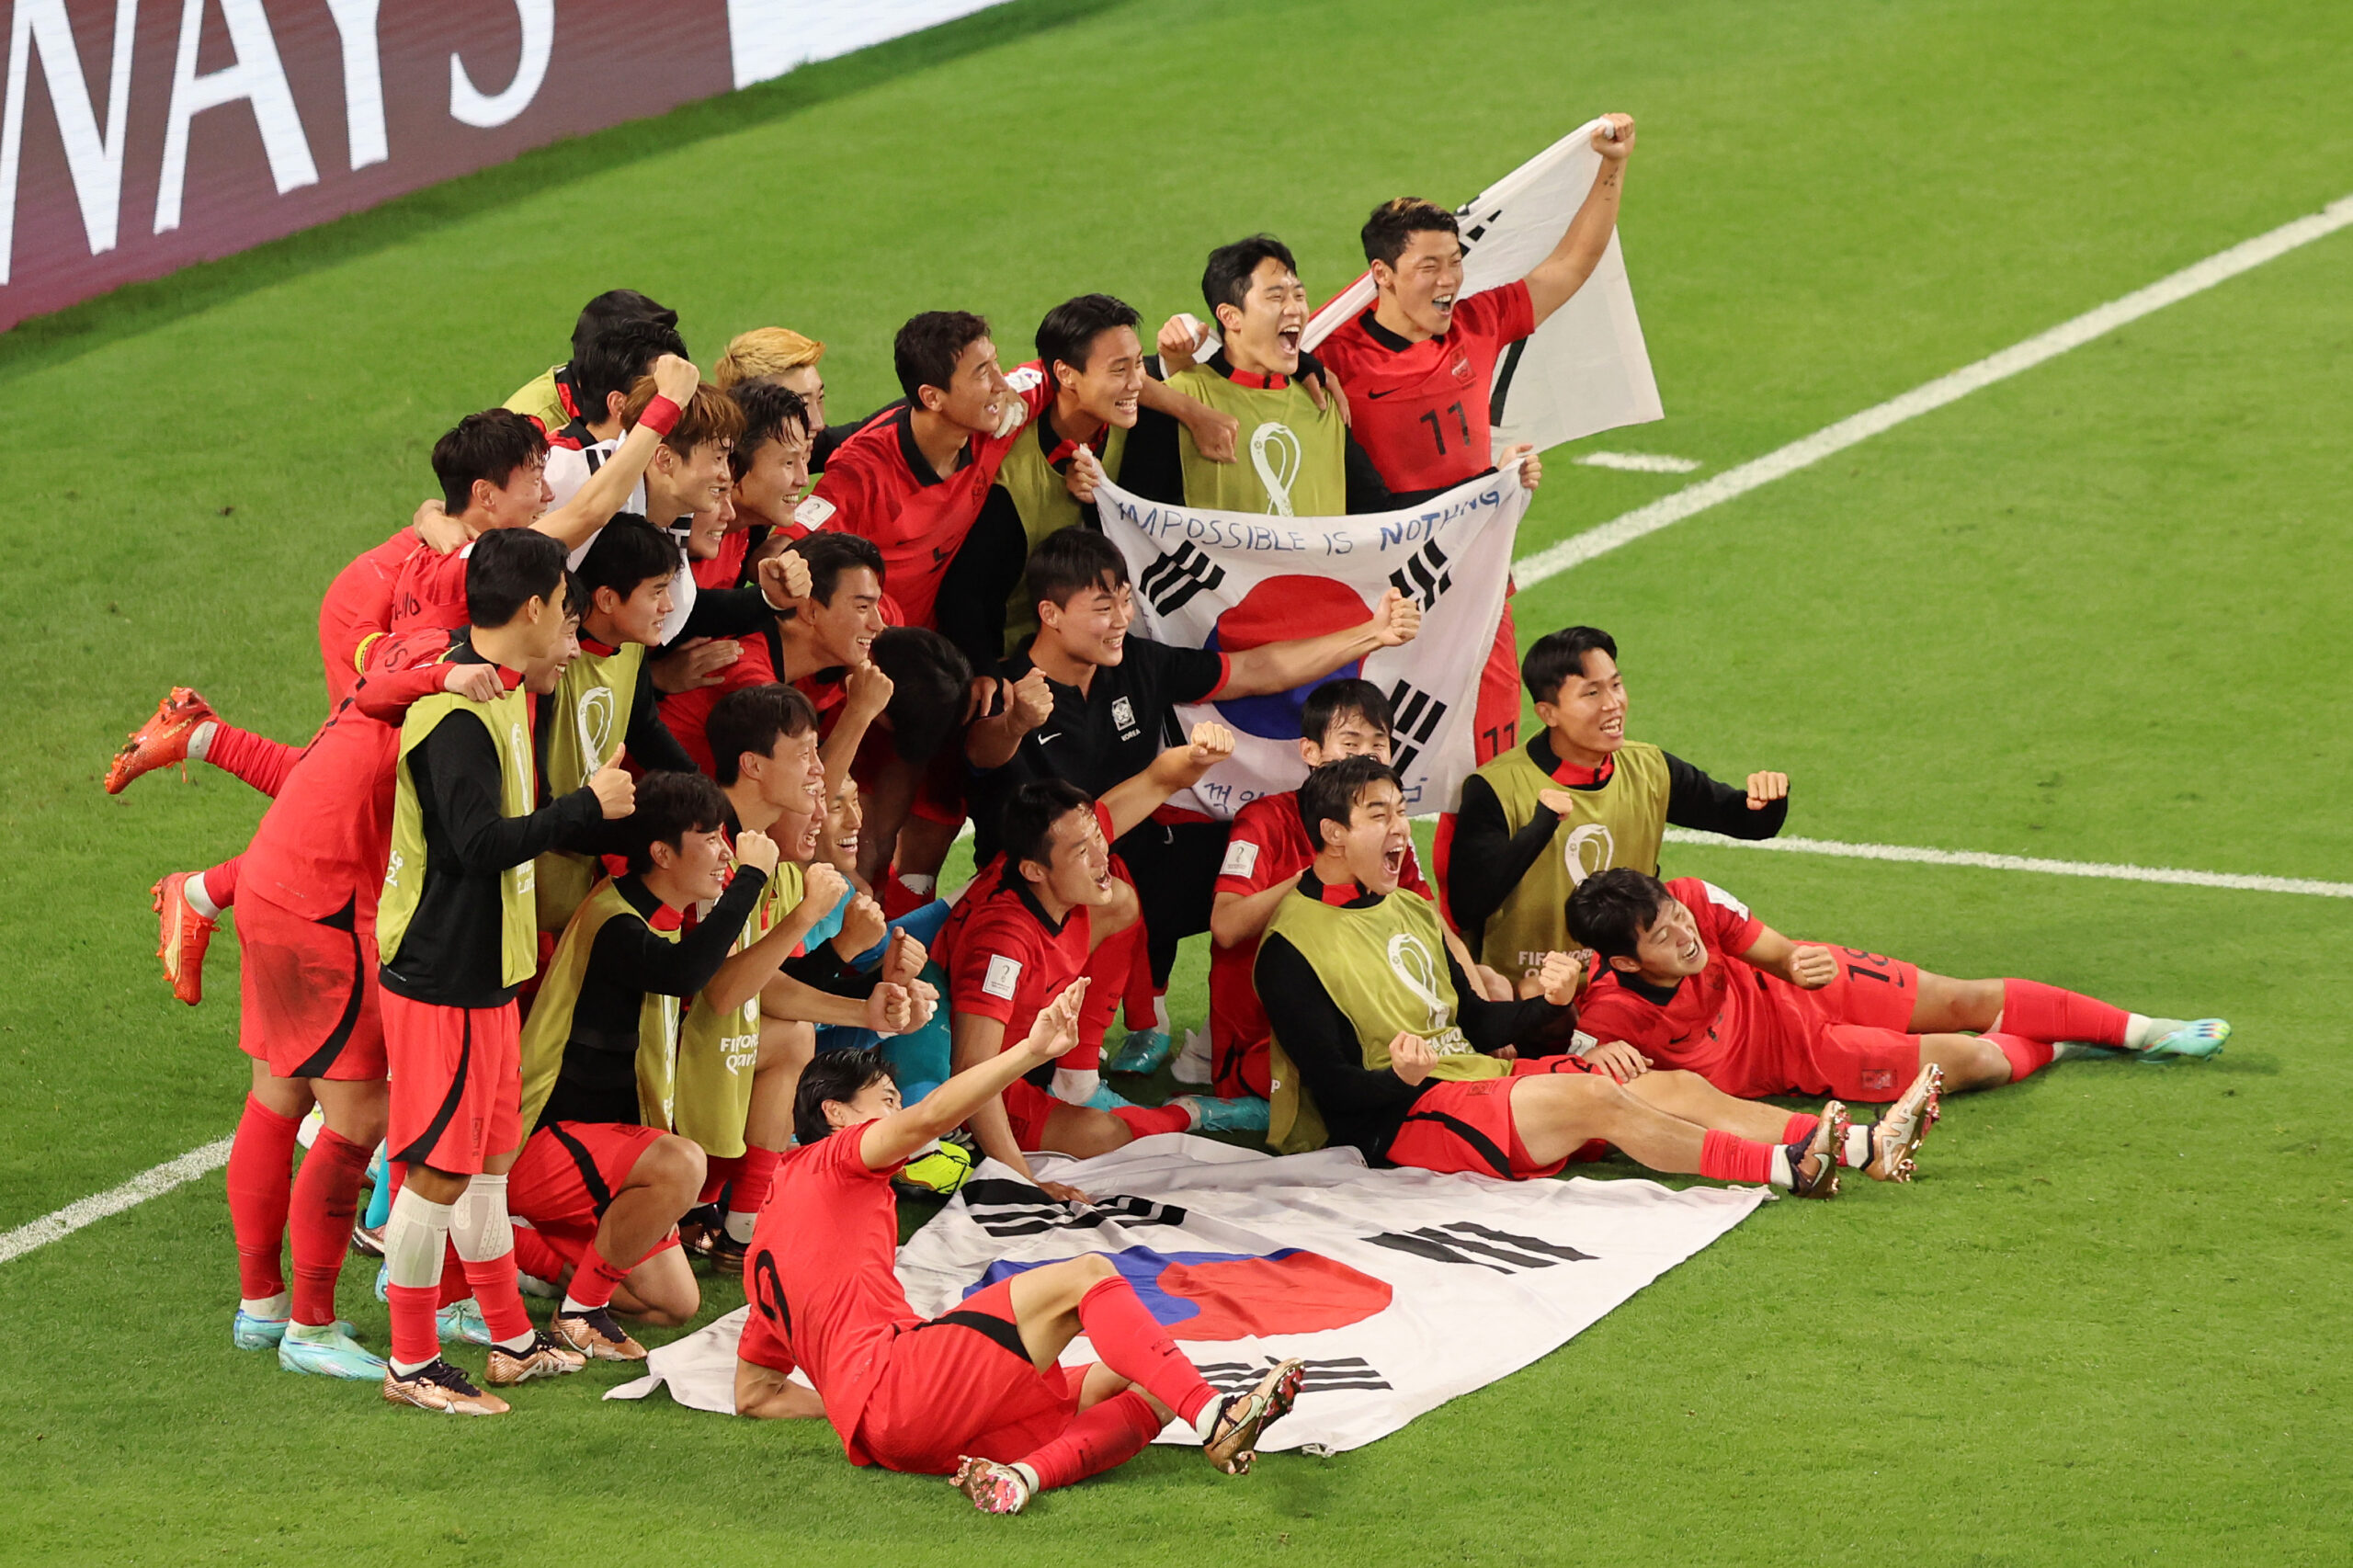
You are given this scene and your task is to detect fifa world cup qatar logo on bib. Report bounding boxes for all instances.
[1385,933,1451,1033]
[1249,422,1303,516]
[1562,822,1616,884]
[576,686,618,775]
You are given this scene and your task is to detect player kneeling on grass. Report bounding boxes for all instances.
[1564,869,2228,1118]
[1256,757,1927,1198]
[733,978,1306,1516]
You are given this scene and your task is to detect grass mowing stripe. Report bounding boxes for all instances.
[0,1137,231,1264]
[1513,190,2353,586]
[1664,828,2353,898]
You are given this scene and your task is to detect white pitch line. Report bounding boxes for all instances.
[1513,191,2353,587]
[1574,451,1703,474]
[0,1137,233,1266]
[1663,827,2353,898]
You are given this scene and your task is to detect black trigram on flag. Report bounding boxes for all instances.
[1138,542,1227,617]
[1452,200,1506,250]
[1361,1221,1596,1274]
[1383,680,1448,778]
[1194,1355,1393,1395]
[959,1179,1188,1238]
[1387,539,1452,611]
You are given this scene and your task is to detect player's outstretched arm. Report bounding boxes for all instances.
[1098,722,1237,840]
[867,979,1089,1171]
[1216,588,1421,699]
[532,353,702,550]
[706,859,849,1013]
[1524,113,1636,327]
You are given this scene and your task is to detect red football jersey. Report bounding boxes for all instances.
[237,628,457,925]
[1313,280,1536,493]
[693,528,750,591]
[317,528,423,706]
[808,364,1051,631]
[388,537,472,641]
[657,633,778,777]
[1208,790,1429,1062]
[1570,877,1781,1079]
[737,1130,918,1462]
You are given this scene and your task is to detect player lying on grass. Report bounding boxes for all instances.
[939,734,1266,1199]
[733,980,1307,1517]
[1446,625,1792,989]
[1564,869,2230,1105]
[1258,757,1941,1195]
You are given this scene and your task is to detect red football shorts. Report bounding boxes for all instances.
[850,1278,1084,1474]
[1386,1057,1605,1180]
[235,892,384,1082]
[1773,951,1925,1101]
[1003,1078,1058,1153]
[507,1120,669,1229]
[382,992,521,1174]
[1472,589,1520,765]
[1806,950,1921,1032]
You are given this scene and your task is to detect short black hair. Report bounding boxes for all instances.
[793,1045,894,1145]
[1036,293,1142,382]
[705,683,820,786]
[570,289,677,363]
[574,515,676,609]
[1563,868,1673,960]
[999,778,1094,881]
[1361,198,1460,268]
[869,627,972,765]
[1302,678,1393,745]
[1202,234,1298,321]
[894,311,992,402]
[726,377,811,482]
[790,531,885,606]
[464,528,568,629]
[573,316,689,425]
[1027,528,1128,611]
[1522,626,1619,705]
[432,409,548,515]
[623,769,729,876]
[1296,755,1400,851]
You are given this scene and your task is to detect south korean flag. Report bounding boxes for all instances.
[1093,466,1531,818]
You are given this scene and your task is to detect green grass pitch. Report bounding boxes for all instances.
[3,0,2349,1562]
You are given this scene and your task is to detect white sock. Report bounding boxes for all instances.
[449,1176,533,1353]
[1008,1462,1040,1496]
[1051,1066,1101,1104]
[1192,1393,1233,1444]
[1152,994,1172,1034]
[1768,1145,1795,1189]
[1173,1096,1204,1131]
[723,1210,758,1244]
[382,1187,454,1290]
[186,720,218,761]
[2124,1014,2180,1051]
[239,1291,290,1320]
[1842,1123,1873,1168]
[182,871,220,920]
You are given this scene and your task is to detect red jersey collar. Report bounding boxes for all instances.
[1533,732,1614,789]
[579,631,622,657]
[1207,347,1289,392]
[1040,405,1107,469]
[1299,868,1382,909]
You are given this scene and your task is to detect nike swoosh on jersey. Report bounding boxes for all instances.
[1365,388,1404,400]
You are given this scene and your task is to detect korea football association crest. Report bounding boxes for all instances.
[1561,822,1616,884]
[1249,421,1303,517]
[1111,696,1139,738]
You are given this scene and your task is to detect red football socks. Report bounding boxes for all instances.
[512,1224,571,1289]
[227,1096,301,1302]
[203,722,301,798]
[205,854,243,908]
[1698,1129,1775,1186]
[1074,1276,1219,1426]
[726,1145,782,1228]
[698,1153,742,1207]
[386,1282,442,1368]
[288,1127,370,1326]
[1112,1104,1195,1139]
[562,1247,632,1314]
[1986,1032,2057,1082]
[1018,1389,1165,1491]
[1999,979,2130,1046]
[1780,1112,1822,1144]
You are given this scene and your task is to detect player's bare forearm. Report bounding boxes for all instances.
[536,420,665,549]
[1736,925,1801,981]
[1526,118,1633,326]
[878,1015,1036,1168]
[1221,624,1380,699]
[1211,880,1298,948]
[757,971,876,1029]
[820,715,878,790]
[963,710,1025,771]
[706,911,816,1013]
[733,1367,826,1420]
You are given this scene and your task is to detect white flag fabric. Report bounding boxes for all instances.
[609,1137,1764,1451]
[1093,469,1531,817]
[1302,118,1665,452]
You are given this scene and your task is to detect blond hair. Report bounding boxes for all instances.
[713,326,825,390]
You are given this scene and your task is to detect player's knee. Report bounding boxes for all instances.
[1074,1252,1119,1283]
[636,1276,701,1328]
[636,1134,707,1200]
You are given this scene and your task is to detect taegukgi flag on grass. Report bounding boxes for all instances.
[1303,117,1665,451]
[608,1138,1764,1450]
[1093,469,1530,818]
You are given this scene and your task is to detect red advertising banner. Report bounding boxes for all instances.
[0,0,739,329]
